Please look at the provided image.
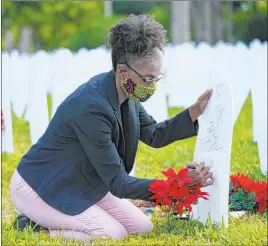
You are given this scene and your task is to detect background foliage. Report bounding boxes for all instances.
[231,1,267,43]
[2,2,124,51]
[2,1,267,52]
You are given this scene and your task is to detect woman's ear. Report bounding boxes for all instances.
[117,65,128,80]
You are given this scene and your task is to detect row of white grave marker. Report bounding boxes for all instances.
[3,40,266,171]
[1,40,267,227]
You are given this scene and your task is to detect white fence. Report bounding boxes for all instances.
[1,40,267,174]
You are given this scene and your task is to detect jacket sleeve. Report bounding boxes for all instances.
[72,107,155,201]
[138,103,199,148]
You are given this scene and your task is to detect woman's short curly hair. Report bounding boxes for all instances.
[108,14,168,71]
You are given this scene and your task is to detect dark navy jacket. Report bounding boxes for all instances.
[17,70,198,215]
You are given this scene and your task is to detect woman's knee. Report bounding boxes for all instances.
[106,224,128,240]
[130,216,154,235]
[139,219,154,234]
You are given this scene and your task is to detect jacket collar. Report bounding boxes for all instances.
[102,70,120,111]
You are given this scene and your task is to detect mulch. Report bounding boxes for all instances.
[129,200,166,217]
[129,200,190,220]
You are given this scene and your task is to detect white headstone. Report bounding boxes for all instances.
[36,50,53,94]
[142,78,169,123]
[2,53,14,153]
[258,43,267,175]
[26,52,50,145]
[25,50,50,121]
[191,42,214,106]
[163,44,176,106]
[167,43,196,108]
[191,79,234,228]
[77,47,88,56]
[250,42,267,174]
[229,42,250,126]
[73,49,91,86]
[250,41,267,142]
[10,51,30,118]
[51,49,76,118]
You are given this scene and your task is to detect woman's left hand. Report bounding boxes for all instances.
[188,89,213,122]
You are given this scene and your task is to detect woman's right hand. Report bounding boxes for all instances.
[186,162,215,189]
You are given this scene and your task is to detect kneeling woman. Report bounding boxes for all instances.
[10,14,214,242]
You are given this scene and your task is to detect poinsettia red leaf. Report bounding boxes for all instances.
[181,185,191,195]
[178,175,193,184]
[184,204,192,212]
[149,182,163,192]
[172,185,190,199]
[166,179,175,185]
[258,201,267,213]
[170,182,180,191]
[176,203,184,216]
[230,173,255,193]
[148,188,158,194]
[161,168,176,179]
[185,194,198,204]
[177,168,189,178]
[170,190,182,199]
[149,194,160,200]
[163,198,172,206]
[199,191,210,198]
[149,180,165,189]
[198,191,209,195]
[195,184,202,192]
[155,198,164,206]
[185,177,194,183]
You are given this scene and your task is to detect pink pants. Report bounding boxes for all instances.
[10,170,153,241]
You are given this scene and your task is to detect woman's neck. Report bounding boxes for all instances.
[115,71,128,105]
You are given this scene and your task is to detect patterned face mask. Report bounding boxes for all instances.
[121,77,156,102]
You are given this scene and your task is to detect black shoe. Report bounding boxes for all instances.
[13,214,48,232]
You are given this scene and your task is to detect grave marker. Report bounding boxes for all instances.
[250,41,267,174]
[229,42,250,126]
[191,79,234,228]
[2,53,14,153]
[10,51,30,118]
[27,52,50,145]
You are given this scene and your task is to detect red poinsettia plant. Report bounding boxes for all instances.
[230,173,267,213]
[148,167,209,216]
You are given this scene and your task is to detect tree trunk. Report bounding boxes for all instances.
[191,1,204,44]
[191,0,213,44]
[18,27,33,54]
[225,2,233,42]
[104,1,113,18]
[5,31,14,53]
[171,1,191,44]
[191,0,223,45]
[211,1,222,44]
[203,0,213,44]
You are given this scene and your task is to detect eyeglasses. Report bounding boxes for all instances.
[125,63,163,84]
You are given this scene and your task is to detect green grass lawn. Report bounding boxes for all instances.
[1,94,267,245]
